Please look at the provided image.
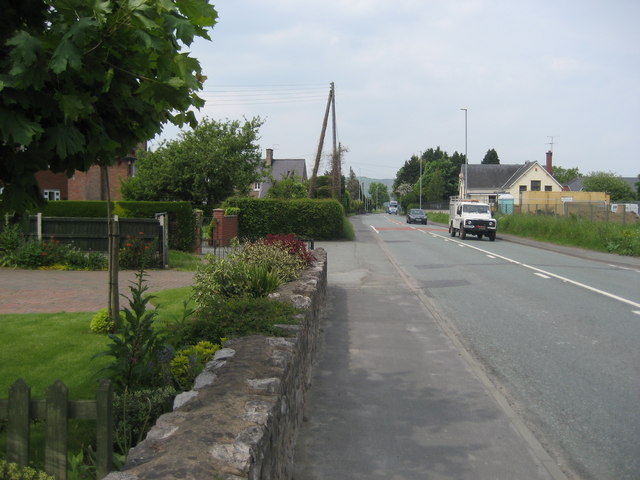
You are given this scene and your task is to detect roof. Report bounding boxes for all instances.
[466,163,533,189]
[258,158,307,198]
[567,176,637,192]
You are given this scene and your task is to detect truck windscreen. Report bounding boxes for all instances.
[463,205,489,214]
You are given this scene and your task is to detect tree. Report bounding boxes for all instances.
[1,0,217,214]
[582,172,635,202]
[552,166,581,186]
[481,149,500,164]
[121,118,264,206]
[345,167,360,200]
[368,182,389,210]
[393,155,421,193]
[267,177,308,199]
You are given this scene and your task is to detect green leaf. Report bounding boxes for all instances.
[44,125,86,158]
[0,109,44,145]
[176,0,218,27]
[50,17,97,73]
[6,31,42,69]
[55,93,95,121]
[102,68,115,93]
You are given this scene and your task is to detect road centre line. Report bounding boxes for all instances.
[428,231,640,310]
[535,273,551,279]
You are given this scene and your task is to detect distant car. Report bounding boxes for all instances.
[406,208,427,224]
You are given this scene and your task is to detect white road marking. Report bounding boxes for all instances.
[633,311,640,316]
[487,255,496,259]
[429,232,640,310]
[535,273,551,279]
[370,225,379,234]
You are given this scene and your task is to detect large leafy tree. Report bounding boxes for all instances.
[0,0,217,213]
[122,118,264,206]
[345,167,360,200]
[582,171,635,202]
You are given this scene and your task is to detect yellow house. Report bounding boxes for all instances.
[459,160,563,206]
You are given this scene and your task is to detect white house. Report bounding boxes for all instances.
[252,148,308,198]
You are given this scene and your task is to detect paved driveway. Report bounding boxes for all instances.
[0,269,194,314]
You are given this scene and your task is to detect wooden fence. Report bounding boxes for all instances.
[0,378,113,480]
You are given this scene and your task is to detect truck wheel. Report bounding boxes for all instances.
[449,225,456,237]
[460,229,466,239]
[489,232,496,241]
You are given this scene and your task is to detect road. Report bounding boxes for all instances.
[295,213,640,480]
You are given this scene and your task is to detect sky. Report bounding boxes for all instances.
[154,0,640,181]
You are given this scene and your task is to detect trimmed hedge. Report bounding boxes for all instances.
[222,197,345,240]
[37,201,195,251]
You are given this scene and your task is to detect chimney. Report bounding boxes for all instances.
[545,150,553,175]
[266,148,273,167]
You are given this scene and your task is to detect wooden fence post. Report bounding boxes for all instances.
[95,379,113,479]
[46,380,68,480]
[7,379,31,466]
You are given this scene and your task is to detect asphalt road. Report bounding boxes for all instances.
[294,214,640,480]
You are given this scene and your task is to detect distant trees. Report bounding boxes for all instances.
[267,177,308,199]
[582,172,635,202]
[552,166,581,186]
[481,149,500,164]
[121,118,264,206]
[393,147,464,208]
[368,182,389,210]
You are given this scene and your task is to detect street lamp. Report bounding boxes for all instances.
[418,152,422,210]
[460,108,468,198]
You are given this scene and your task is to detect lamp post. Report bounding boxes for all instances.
[460,108,468,198]
[418,152,422,210]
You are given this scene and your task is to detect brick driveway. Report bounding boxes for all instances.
[0,269,194,314]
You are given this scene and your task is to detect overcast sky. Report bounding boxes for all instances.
[156,0,640,180]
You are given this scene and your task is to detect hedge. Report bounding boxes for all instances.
[37,201,195,251]
[222,197,345,240]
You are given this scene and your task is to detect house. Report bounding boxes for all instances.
[252,148,308,198]
[35,149,138,201]
[458,151,563,206]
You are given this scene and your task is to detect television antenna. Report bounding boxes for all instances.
[547,136,558,153]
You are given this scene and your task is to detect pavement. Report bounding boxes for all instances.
[0,269,194,314]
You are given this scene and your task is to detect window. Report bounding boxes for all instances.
[43,189,61,201]
[545,185,552,192]
[253,182,261,191]
[519,185,527,192]
[531,180,541,191]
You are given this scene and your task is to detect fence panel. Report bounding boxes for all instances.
[0,378,113,480]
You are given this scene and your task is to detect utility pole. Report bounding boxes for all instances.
[461,108,468,198]
[309,82,334,198]
[331,85,341,200]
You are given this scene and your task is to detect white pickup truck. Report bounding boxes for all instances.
[449,197,497,241]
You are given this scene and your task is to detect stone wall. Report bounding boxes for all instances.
[104,248,327,480]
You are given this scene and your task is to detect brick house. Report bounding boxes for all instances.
[35,150,138,201]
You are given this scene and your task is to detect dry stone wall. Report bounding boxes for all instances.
[103,248,327,480]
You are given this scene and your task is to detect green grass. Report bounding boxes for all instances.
[497,214,640,256]
[168,250,203,271]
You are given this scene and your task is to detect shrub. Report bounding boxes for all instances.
[166,296,302,346]
[263,233,315,265]
[222,197,345,240]
[0,460,54,480]
[169,341,220,390]
[119,232,158,269]
[0,224,23,266]
[112,386,177,455]
[90,309,127,334]
[94,270,166,392]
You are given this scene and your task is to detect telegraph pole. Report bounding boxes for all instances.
[309,82,334,197]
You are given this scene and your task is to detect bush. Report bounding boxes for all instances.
[90,309,127,334]
[112,386,177,455]
[119,232,158,269]
[222,197,345,240]
[166,296,302,346]
[192,237,311,304]
[0,460,54,480]
[169,340,220,390]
